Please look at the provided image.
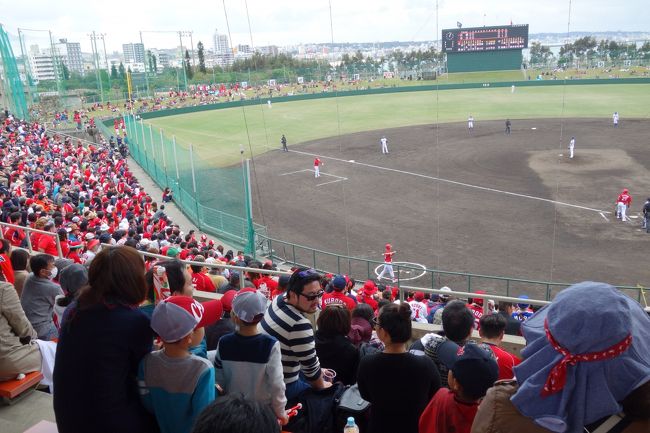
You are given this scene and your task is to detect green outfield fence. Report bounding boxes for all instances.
[97,117,263,253]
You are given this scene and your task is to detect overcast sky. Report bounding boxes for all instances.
[3,0,648,54]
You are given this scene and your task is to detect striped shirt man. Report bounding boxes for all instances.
[260,294,321,385]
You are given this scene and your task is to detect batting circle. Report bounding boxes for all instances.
[374,261,427,281]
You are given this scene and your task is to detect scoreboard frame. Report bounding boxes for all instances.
[442,24,529,53]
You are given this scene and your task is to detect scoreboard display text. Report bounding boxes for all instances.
[442,25,529,53]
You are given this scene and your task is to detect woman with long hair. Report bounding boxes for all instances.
[53,246,157,433]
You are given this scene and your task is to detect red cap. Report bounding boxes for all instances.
[162,296,222,329]
[220,290,237,312]
[414,292,425,302]
[363,280,378,295]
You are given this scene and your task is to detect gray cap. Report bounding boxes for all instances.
[232,291,268,324]
[59,264,88,296]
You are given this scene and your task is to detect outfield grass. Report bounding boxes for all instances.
[146,83,650,166]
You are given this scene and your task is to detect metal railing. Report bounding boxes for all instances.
[258,233,645,304]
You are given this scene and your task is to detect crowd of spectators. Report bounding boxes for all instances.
[1,108,649,433]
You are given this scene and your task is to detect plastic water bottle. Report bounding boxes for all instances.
[343,416,359,433]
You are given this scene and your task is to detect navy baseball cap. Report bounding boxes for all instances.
[438,341,499,400]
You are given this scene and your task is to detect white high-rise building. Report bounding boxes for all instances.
[122,43,145,63]
[213,30,230,54]
[29,54,56,82]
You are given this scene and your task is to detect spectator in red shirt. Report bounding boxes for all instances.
[190,255,216,293]
[38,221,59,256]
[4,211,25,247]
[322,275,356,310]
[0,239,15,284]
[357,280,379,311]
[478,313,521,380]
[419,343,498,433]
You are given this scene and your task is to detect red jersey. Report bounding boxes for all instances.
[314,158,321,167]
[38,234,58,256]
[192,272,216,293]
[383,250,395,263]
[482,342,521,381]
[467,303,483,330]
[617,192,632,206]
[419,388,479,433]
[0,254,15,284]
[322,291,356,310]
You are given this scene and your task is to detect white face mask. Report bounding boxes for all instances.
[48,266,58,280]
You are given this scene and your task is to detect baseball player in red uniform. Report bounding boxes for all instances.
[616,189,632,221]
[314,157,323,178]
[378,243,397,282]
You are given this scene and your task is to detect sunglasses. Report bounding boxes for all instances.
[298,290,324,302]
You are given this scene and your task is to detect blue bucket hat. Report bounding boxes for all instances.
[511,281,650,433]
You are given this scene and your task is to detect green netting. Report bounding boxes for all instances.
[0,25,29,120]
[113,115,255,250]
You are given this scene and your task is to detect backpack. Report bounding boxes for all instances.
[284,382,346,433]
[334,384,371,432]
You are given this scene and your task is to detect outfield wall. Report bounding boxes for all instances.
[134,78,650,121]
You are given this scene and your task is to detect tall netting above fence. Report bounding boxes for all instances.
[102,115,259,251]
[0,24,29,120]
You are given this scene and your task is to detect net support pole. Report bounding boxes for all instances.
[172,136,180,181]
[188,143,201,229]
[160,129,167,177]
[244,158,255,256]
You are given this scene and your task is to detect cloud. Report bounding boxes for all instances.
[3,0,648,54]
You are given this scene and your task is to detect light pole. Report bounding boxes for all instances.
[89,31,104,103]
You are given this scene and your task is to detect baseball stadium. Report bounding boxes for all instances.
[1,1,650,432]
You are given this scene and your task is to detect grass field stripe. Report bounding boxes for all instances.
[288,149,610,214]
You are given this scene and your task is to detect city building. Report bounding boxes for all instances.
[213,30,230,54]
[61,40,83,75]
[122,43,145,64]
[28,54,56,82]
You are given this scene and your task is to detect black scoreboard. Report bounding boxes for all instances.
[442,24,529,53]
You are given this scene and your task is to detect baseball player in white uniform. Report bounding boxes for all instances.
[613,112,619,127]
[380,136,389,154]
[568,137,575,159]
[468,115,474,133]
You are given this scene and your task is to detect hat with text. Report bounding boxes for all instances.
[151,296,222,342]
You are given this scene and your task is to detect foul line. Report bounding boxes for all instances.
[288,149,611,214]
[279,168,347,187]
